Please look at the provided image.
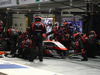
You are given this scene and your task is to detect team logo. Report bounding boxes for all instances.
[36,23,41,27]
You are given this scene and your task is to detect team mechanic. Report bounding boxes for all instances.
[29,15,46,62]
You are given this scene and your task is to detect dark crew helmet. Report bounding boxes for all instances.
[34,15,42,22]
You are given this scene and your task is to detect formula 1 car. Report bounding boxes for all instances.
[43,40,68,58]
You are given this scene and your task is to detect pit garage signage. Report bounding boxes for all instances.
[18,0,50,5]
[0,0,16,8]
[0,0,50,8]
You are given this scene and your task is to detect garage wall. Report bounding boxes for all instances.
[12,14,26,32]
[33,14,53,24]
[33,14,53,18]
[33,14,75,18]
[12,13,82,32]
[12,14,53,32]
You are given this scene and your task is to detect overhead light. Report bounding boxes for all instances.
[68,11,70,14]
[38,4,41,9]
[70,0,73,6]
[17,12,19,14]
[38,7,40,9]
[49,8,52,13]
[29,9,31,12]
[61,11,63,16]
[84,0,92,3]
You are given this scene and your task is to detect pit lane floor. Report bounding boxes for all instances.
[1,56,100,75]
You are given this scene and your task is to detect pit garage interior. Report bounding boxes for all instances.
[0,0,100,75]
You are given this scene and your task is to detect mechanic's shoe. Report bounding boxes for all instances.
[39,59,43,62]
[18,55,22,58]
[81,58,88,61]
[29,60,34,62]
